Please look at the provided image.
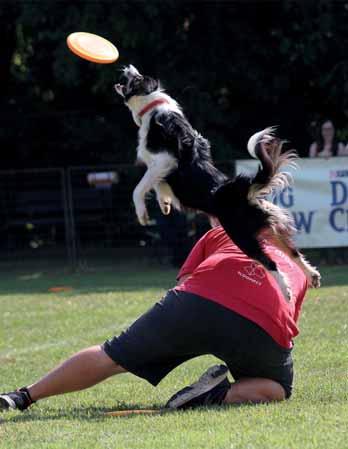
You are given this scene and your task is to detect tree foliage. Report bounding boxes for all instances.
[1,0,348,169]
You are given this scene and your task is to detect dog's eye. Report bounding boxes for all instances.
[131,77,142,87]
[126,78,143,95]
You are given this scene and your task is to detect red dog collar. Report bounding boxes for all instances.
[138,98,169,118]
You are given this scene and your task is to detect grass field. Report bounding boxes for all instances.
[0,263,348,449]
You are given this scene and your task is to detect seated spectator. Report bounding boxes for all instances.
[308,119,346,157]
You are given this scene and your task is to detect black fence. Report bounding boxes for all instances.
[0,163,346,271]
[0,168,68,267]
[0,164,233,270]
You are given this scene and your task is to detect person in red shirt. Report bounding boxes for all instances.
[0,224,308,412]
[166,223,308,408]
[176,225,307,350]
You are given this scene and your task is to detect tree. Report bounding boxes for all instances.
[1,1,347,169]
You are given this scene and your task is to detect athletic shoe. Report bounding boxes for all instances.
[0,387,35,411]
[165,364,231,410]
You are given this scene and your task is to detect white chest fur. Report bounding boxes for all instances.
[128,95,184,223]
[128,91,182,169]
[136,115,153,167]
[136,116,178,177]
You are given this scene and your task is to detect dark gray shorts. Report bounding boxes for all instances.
[102,289,293,398]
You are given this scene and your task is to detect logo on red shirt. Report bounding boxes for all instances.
[243,263,266,279]
[237,263,265,286]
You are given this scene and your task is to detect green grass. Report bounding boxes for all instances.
[1,264,348,449]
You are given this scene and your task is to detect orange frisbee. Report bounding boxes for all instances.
[48,286,73,293]
[67,32,119,64]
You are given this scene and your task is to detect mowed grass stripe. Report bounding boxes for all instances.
[0,265,347,449]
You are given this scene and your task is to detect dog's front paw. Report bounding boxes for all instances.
[155,183,174,216]
[162,203,171,215]
[135,204,150,226]
[158,198,172,215]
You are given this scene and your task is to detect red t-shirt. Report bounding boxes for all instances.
[175,226,308,348]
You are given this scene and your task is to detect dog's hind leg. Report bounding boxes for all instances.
[218,219,292,300]
[239,236,292,300]
[154,182,181,216]
[295,253,321,288]
[271,233,321,288]
[224,230,277,272]
[213,184,278,272]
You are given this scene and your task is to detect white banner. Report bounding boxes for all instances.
[236,157,348,248]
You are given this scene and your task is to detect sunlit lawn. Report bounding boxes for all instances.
[0,264,348,449]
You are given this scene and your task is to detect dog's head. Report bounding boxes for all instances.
[114,65,159,103]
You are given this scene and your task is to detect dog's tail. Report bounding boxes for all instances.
[212,127,298,209]
[210,128,298,274]
[246,127,298,200]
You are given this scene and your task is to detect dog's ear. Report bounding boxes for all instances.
[142,76,159,94]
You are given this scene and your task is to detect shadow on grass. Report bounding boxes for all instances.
[2,402,266,424]
[3,403,166,423]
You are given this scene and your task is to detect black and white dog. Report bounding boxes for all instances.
[115,65,320,295]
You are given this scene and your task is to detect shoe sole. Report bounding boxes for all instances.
[0,395,16,410]
[166,365,229,409]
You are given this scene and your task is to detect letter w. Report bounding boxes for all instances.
[292,211,316,233]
